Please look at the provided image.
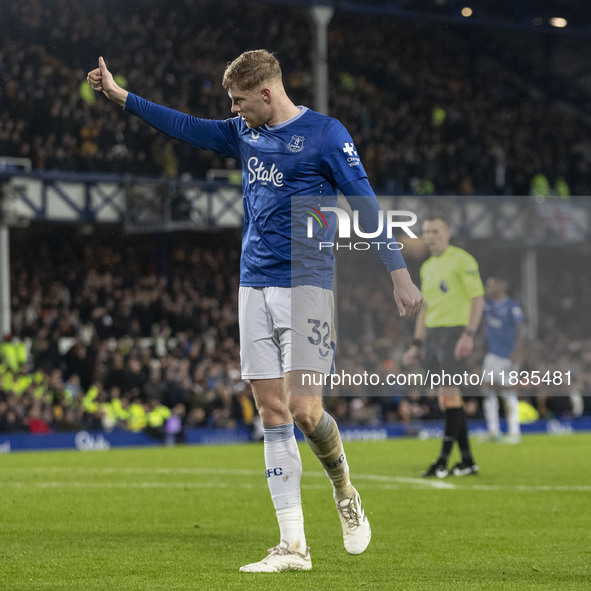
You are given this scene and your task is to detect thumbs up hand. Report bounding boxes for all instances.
[87,57,128,107]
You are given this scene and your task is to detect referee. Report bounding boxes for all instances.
[403,215,484,477]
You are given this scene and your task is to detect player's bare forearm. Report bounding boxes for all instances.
[412,307,426,341]
[87,57,128,107]
[466,295,485,334]
[511,323,527,367]
[454,295,483,360]
[454,333,474,360]
[402,304,425,367]
[391,268,423,318]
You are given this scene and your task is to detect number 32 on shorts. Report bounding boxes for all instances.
[307,318,331,354]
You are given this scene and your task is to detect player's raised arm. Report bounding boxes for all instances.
[87,57,128,107]
[86,57,239,157]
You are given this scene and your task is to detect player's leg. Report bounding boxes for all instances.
[289,377,371,555]
[482,353,504,441]
[483,390,501,440]
[501,390,521,443]
[239,377,311,573]
[288,286,371,554]
[289,373,352,495]
[423,387,462,477]
[238,287,310,573]
[257,378,307,552]
[423,327,478,477]
[448,390,479,476]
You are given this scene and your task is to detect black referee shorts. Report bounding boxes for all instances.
[424,326,466,377]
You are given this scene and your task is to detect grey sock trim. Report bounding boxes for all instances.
[305,411,335,444]
[263,422,295,443]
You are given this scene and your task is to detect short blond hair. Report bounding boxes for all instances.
[222,50,282,91]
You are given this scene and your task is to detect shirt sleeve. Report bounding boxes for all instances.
[460,252,485,298]
[340,179,407,272]
[511,301,525,324]
[316,117,406,270]
[124,93,240,159]
[318,118,368,188]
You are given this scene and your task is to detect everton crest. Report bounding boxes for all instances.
[287,135,305,153]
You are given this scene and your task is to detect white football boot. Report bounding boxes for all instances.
[335,488,372,554]
[239,540,312,573]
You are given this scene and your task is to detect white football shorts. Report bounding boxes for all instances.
[238,285,335,380]
[482,352,515,389]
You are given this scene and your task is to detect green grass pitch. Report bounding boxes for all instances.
[1,434,590,590]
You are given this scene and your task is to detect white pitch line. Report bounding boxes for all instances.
[468,484,591,492]
[2,480,591,492]
[353,473,456,489]
[0,466,455,489]
[3,481,232,489]
[1,467,590,492]
[0,481,335,491]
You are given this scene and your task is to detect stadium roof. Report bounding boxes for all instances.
[263,1,591,37]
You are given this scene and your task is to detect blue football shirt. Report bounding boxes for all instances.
[484,296,524,358]
[125,94,404,287]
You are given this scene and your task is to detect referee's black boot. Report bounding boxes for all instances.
[422,460,448,478]
[450,460,479,476]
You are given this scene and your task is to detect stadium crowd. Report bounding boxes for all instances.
[1,0,590,435]
[1,228,248,437]
[1,227,590,436]
[1,0,590,195]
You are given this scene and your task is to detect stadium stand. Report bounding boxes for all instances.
[1,0,591,193]
[2,225,590,434]
[1,0,590,436]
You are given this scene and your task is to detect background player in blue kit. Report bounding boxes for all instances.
[482,277,525,443]
[88,50,423,572]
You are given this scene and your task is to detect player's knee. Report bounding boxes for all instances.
[291,407,323,434]
[256,400,292,427]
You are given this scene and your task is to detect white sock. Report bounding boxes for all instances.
[276,506,306,553]
[483,393,500,435]
[503,393,521,437]
[263,423,306,552]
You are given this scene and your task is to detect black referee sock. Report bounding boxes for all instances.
[437,408,462,464]
[456,408,474,464]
